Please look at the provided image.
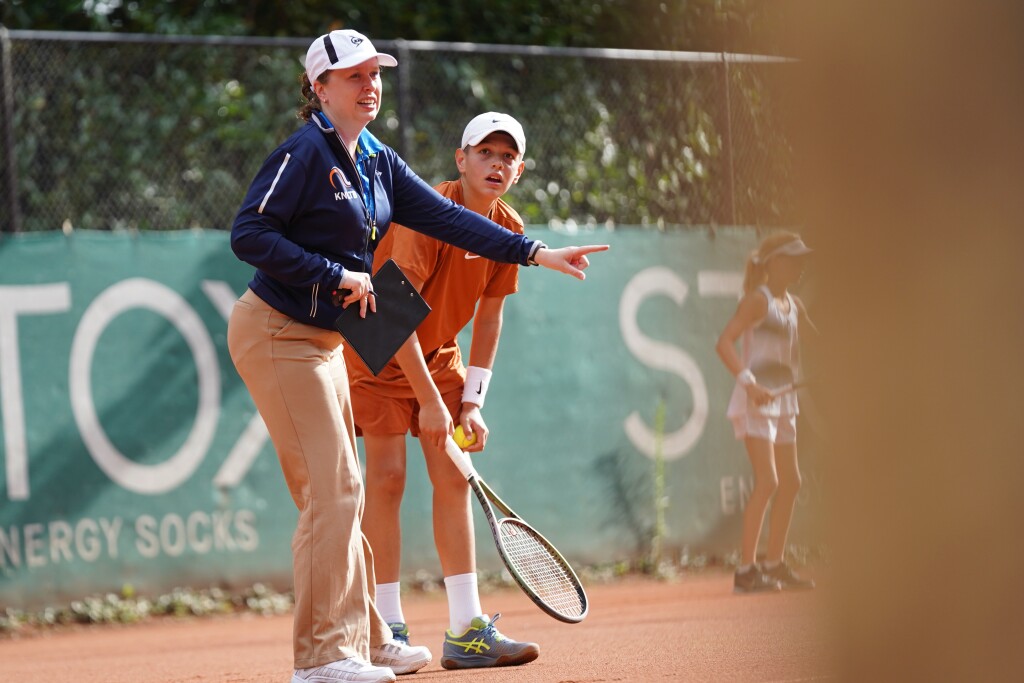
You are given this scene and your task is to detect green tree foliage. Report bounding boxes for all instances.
[0,2,791,231]
[1,0,777,53]
[6,38,304,231]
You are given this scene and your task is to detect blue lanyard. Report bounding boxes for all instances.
[353,143,376,231]
[316,111,379,239]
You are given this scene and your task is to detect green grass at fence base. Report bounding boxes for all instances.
[0,544,826,638]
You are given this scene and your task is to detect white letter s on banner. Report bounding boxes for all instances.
[619,267,708,461]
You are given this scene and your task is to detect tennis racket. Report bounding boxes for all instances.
[749,361,828,436]
[751,361,808,398]
[443,436,589,623]
[769,379,809,398]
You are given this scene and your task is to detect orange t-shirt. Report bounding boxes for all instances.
[345,180,522,397]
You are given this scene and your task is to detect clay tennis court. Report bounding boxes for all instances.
[0,571,832,682]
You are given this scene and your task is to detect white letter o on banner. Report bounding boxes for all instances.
[69,278,220,495]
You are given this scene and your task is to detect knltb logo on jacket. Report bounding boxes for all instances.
[329,166,359,201]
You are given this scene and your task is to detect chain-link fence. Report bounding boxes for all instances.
[0,29,793,233]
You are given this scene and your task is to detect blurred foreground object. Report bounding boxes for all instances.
[777,2,1024,681]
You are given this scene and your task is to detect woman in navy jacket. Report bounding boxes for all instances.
[227,29,607,683]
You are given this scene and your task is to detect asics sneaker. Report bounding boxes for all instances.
[388,622,410,645]
[440,613,539,670]
[762,561,816,590]
[733,565,783,594]
[370,637,431,675]
[291,657,396,683]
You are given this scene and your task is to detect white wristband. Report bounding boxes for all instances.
[462,366,493,408]
[737,369,756,387]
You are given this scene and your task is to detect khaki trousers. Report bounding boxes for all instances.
[227,289,391,668]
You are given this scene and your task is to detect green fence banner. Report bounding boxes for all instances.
[0,228,823,608]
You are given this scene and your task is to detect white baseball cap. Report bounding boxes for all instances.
[305,30,398,83]
[461,112,527,155]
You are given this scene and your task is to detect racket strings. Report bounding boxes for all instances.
[498,519,586,618]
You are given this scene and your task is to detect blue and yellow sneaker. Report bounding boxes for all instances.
[388,622,411,644]
[440,613,539,670]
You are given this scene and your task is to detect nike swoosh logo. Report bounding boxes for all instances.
[476,382,483,394]
[464,253,481,260]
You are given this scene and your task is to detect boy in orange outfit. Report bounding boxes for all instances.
[346,112,540,670]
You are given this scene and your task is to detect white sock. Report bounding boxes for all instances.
[444,573,483,635]
[376,582,405,626]
[763,560,781,571]
[738,563,754,574]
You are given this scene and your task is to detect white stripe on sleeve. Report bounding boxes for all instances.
[258,153,291,214]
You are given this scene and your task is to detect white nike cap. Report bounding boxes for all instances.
[461,112,527,155]
[305,30,398,83]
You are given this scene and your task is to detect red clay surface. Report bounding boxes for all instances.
[0,571,833,682]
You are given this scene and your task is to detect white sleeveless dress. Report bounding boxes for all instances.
[726,285,801,421]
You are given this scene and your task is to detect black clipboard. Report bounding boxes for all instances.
[333,259,431,376]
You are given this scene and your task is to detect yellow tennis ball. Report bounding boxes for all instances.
[453,425,477,449]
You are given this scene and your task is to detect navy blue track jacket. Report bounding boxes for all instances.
[231,113,538,330]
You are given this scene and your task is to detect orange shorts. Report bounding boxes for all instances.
[351,383,465,437]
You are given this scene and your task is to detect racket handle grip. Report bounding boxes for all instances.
[444,436,476,481]
[769,381,802,398]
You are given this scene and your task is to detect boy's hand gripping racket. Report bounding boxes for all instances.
[444,437,589,623]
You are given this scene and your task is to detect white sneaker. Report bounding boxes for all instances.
[291,657,397,683]
[370,638,432,675]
